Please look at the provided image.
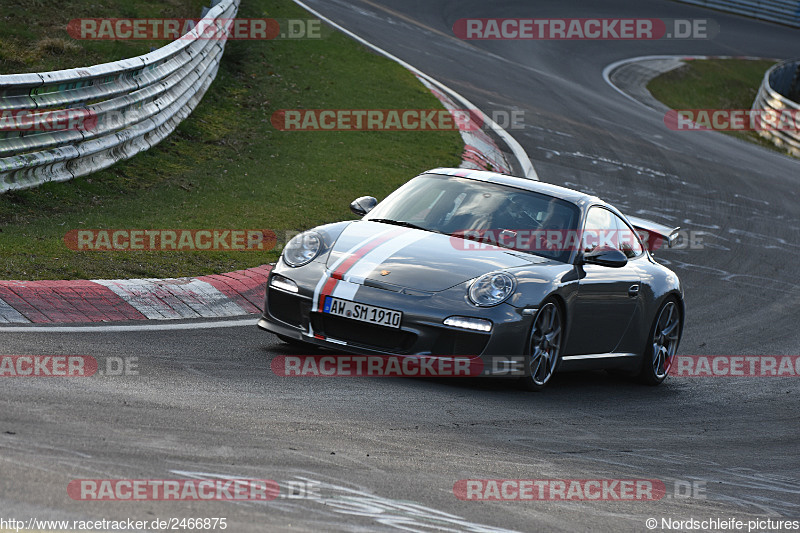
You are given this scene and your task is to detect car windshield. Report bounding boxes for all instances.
[364,174,581,262]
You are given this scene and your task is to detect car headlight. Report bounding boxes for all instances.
[283,231,322,267]
[468,272,516,307]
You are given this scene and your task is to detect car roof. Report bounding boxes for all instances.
[424,167,601,208]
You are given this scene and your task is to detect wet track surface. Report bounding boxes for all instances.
[2,1,799,531]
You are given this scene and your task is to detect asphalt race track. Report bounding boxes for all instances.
[2,1,799,531]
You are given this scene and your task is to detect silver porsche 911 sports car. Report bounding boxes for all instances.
[258,168,684,390]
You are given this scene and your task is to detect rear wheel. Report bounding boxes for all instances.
[638,298,682,385]
[519,300,563,391]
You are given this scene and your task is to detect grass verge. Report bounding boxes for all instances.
[647,58,791,153]
[0,0,463,280]
[0,0,206,74]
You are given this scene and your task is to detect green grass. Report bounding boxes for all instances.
[647,58,787,152]
[0,0,207,74]
[0,0,463,280]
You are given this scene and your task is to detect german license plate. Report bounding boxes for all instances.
[323,297,402,328]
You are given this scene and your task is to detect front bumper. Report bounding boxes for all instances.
[258,273,533,375]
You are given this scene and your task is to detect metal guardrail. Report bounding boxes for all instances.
[0,0,239,193]
[673,0,800,27]
[752,59,800,157]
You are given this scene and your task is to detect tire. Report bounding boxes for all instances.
[637,298,682,385]
[519,299,563,391]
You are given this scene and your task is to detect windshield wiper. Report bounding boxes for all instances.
[369,219,433,232]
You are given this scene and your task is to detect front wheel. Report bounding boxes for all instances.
[637,298,682,385]
[519,300,563,391]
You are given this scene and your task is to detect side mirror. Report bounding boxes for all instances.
[350,196,378,216]
[581,247,628,268]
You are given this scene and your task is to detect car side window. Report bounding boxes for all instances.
[582,207,644,258]
[582,207,615,253]
[613,215,644,258]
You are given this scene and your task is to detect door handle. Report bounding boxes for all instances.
[628,284,640,297]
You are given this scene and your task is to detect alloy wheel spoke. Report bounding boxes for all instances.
[662,320,679,336]
[665,305,674,326]
[541,355,552,380]
[531,352,545,379]
[659,347,670,375]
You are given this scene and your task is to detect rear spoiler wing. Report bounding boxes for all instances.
[625,215,680,252]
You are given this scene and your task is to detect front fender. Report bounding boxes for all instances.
[502,263,581,349]
[505,263,579,310]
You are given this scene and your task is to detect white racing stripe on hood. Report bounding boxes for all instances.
[342,229,430,285]
[311,226,398,313]
[331,279,359,301]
